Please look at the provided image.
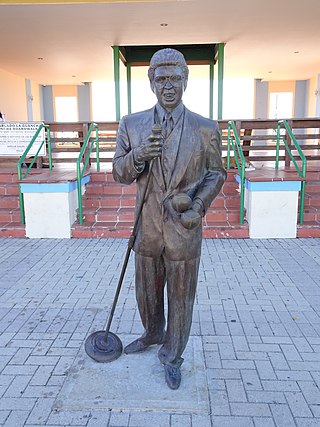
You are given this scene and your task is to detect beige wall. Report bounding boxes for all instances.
[0,68,28,121]
[52,85,77,98]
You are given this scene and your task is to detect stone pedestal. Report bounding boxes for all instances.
[20,176,90,238]
[243,179,301,238]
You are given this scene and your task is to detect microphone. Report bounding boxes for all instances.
[151,124,162,139]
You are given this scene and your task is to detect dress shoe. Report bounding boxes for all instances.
[164,364,181,390]
[124,338,149,354]
[124,334,165,354]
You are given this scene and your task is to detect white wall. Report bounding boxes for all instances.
[92,65,255,121]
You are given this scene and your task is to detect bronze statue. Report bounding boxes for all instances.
[112,48,226,389]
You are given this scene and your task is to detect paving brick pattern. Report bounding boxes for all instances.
[0,238,320,426]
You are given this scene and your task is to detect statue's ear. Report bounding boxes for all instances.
[183,79,188,91]
[150,80,155,93]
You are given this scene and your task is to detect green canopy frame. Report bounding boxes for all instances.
[112,43,225,121]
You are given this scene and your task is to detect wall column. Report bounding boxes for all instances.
[209,57,214,119]
[127,63,132,114]
[217,43,225,120]
[113,46,121,121]
[41,85,54,122]
[78,82,92,122]
[294,80,308,118]
[316,74,320,117]
[254,79,269,119]
[25,79,33,121]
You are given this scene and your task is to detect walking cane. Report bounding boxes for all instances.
[85,124,162,363]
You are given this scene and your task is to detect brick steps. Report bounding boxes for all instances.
[74,168,320,239]
[0,207,21,223]
[73,169,249,239]
[0,183,20,196]
[0,167,319,240]
[0,195,20,209]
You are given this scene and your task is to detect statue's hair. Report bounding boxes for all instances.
[148,48,189,81]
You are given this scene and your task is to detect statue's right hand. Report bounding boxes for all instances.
[134,135,163,163]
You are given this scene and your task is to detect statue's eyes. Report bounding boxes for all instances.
[155,76,167,84]
[170,76,182,83]
[155,75,183,85]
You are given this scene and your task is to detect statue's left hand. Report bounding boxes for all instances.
[180,204,202,229]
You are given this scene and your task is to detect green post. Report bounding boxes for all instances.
[217,43,225,120]
[127,62,132,114]
[46,125,53,171]
[209,57,214,119]
[113,46,121,121]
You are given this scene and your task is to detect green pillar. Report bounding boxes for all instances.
[209,57,214,119]
[217,43,225,120]
[113,46,121,121]
[127,62,132,114]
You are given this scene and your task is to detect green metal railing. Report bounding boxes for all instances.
[276,119,307,224]
[17,124,52,224]
[77,123,100,224]
[227,120,246,224]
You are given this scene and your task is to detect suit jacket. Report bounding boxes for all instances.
[112,105,227,261]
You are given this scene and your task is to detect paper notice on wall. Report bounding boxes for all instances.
[0,122,46,156]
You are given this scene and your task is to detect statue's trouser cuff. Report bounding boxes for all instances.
[135,252,200,367]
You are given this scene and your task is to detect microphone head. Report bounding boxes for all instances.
[152,124,162,135]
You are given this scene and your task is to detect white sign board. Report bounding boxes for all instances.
[0,122,46,156]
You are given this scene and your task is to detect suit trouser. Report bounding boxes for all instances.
[135,252,200,367]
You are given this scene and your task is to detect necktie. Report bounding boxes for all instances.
[162,112,174,138]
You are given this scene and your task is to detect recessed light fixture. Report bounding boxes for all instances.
[72,75,76,78]
[160,23,168,27]
[37,57,43,60]
[268,71,272,74]
[294,51,299,54]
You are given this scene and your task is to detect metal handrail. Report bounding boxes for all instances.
[227,120,246,224]
[77,123,100,224]
[276,119,307,224]
[17,123,52,224]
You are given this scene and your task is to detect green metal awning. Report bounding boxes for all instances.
[118,44,216,66]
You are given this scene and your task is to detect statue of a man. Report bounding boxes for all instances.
[112,48,226,389]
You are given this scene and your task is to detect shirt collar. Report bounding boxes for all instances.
[155,102,184,125]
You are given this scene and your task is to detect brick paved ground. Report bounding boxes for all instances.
[0,238,320,427]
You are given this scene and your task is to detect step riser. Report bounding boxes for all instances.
[305,184,320,193]
[0,185,20,196]
[297,228,320,238]
[0,210,21,223]
[0,197,19,209]
[72,227,249,239]
[304,213,320,222]
[0,174,19,184]
[83,200,241,211]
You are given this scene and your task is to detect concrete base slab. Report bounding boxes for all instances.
[54,335,209,414]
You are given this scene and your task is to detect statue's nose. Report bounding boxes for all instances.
[164,78,173,88]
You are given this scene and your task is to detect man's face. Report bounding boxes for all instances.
[151,65,187,111]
